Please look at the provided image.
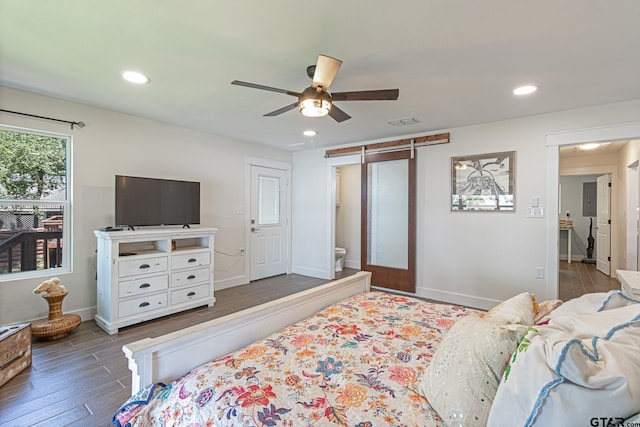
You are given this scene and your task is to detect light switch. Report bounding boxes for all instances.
[527,207,544,218]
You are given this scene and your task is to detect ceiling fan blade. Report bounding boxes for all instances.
[231,80,301,97]
[312,55,343,91]
[264,102,299,117]
[331,89,399,101]
[328,104,351,122]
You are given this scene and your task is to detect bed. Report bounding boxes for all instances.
[115,272,640,426]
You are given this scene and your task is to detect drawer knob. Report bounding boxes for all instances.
[139,264,150,269]
[188,258,197,263]
[187,291,196,297]
[139,301,150,308]
[187,275,196,280]
[139,283,151,289]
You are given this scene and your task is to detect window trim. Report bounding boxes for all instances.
[0,124,72,281]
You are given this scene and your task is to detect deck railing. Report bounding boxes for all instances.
[0,230,63,273]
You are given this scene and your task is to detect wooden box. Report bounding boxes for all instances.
[0,323,32,387]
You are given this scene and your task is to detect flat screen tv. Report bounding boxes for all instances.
[115,175,200,228]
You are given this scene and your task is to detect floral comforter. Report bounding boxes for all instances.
[114,291,479,427]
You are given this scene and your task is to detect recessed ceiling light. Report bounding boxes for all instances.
[122,70,150,84]
[513,85,538,96]
[303,130,317,137]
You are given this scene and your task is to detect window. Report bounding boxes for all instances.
[0,125,71,280]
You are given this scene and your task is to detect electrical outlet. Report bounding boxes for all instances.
[535,267,544,279]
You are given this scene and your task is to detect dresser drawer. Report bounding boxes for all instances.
[119,293,168,318]
[621,281,640,300]
[172,252,210,270]
[119,256,168,278]
[171,284,210,305]
[118,274,168,298]
[171,267,210,287]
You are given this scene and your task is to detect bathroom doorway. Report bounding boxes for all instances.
[334,164,361,279]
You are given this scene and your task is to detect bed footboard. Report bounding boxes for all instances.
[123,271,371,394]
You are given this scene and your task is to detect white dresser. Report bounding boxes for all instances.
[94,227,217,334]
[615,270,640,300]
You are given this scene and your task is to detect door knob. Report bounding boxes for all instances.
[251,227,260,232]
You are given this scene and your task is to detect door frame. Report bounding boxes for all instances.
[244,156,293,280]
[327,154,362,279]
[545,122,640,300]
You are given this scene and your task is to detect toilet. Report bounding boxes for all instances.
[335,247,347,272]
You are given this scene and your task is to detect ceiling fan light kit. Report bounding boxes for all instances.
[300,98,331,117]
[299,88,332,117]
[231,54,399,122]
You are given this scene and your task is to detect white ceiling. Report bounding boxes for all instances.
[1,1,639,151]
[559,140,629,158]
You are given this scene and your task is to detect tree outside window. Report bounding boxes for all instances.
[0,126,70,277]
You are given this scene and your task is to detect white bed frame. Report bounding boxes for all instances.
[123,271,372,395]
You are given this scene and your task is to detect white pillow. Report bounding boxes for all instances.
[488,296,640,427]
[421,314,529,427]
[484,292,536,326]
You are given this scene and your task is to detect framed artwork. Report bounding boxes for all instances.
[451,151,515,211]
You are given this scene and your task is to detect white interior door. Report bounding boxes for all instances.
[596,174,611,275]
[250,165,288,281]
[626,163,639,271]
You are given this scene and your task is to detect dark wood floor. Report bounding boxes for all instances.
[559,260,620,300]
[0,264,618,426]
[0,269,358,427]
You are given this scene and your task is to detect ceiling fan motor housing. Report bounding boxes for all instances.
[306,65,316,79]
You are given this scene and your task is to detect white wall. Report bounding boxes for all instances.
[0,86,291,325]
[292,99,640,309]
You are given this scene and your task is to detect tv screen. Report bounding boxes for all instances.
[115,175,200,227]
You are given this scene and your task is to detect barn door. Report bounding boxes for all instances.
[361,150,416,292]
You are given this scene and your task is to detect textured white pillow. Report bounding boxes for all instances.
[421,314,529,427]
[488,297,640,426]
[484,292,536,326]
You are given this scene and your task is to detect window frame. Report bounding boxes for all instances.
[0,124,72,281]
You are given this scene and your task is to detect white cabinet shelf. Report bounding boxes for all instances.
[94,227,217,334]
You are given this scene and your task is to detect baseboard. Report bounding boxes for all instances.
[415,286,500,311]
[291,265,331,280]
[559,254,586,262]
[25,305,97,324]
[345,259,361,269]
[215,275,249,291]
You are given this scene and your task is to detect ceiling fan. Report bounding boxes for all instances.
[231,54,399,122]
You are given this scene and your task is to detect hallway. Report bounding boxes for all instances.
[559,260,620,301]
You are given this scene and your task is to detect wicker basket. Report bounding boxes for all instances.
[31,292,81,340]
